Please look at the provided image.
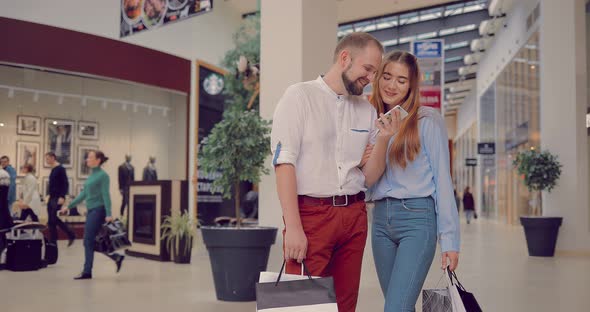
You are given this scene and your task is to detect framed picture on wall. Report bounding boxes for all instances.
[16,141,40,177]
[68,177,74,199]
[78,145,98,179]
[17,115,42,136]
[41,177,49,197]
[78,121,99,140]
[44,119,75,168]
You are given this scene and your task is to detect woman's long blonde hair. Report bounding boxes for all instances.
[370,51,422,169]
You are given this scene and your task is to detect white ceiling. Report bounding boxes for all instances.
[226,0,462,24]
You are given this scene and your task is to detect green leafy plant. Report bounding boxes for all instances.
[199,108,271,228]
[513,149,562,215]
[513,149,562,192]
[161,211,197,257]
[220,15,260,110]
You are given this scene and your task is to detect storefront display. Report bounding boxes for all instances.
[0,65,188,220]
[480,31,540,224]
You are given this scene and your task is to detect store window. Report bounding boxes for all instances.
[0,65,188,220]
[453,122,478,211]
[495,31,540,224]
[480,83,496,217]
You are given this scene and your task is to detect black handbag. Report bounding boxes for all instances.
[94,219,131,253]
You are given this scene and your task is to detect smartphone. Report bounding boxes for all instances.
[379,105,409,122]
[374,105,409,136]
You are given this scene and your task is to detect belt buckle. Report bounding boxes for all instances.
[332,195,348,207]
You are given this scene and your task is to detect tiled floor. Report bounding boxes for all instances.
[1,217,589,312]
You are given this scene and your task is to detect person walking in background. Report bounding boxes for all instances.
[18,164,41,222]
[0,167,13,257]
[45,152,75,245]
[0,156,17,214]
[0,167,12,230]
[62,150,124,280]
[463,186,475,224]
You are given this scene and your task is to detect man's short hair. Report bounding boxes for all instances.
[0,156,8,161]
[334,32,384,63]
[45,152,57,159]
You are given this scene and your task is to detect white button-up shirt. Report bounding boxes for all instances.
[271,76,378,197]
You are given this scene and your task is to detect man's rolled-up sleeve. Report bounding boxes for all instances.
[271,85,305,167]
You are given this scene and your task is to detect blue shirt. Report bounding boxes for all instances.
[368,107,460,253]
[5,165,16,206]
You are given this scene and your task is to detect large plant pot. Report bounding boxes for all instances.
[520,216,562,257]
[172,236,192,264]
[201,226,277,301]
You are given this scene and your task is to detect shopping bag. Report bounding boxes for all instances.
[446,268,482,312]
[256,260,337,311]
[94,219,131,253]
[422,288,452,312]
[422,270,453,312]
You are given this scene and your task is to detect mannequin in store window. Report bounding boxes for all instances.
[142,156,158,182]
[118,154,135,217]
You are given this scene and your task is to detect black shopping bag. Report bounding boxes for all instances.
[447,268,483,312]
[256,260,338,311]
[94,219,131,253]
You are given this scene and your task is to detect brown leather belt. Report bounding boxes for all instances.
[298,192,365,207]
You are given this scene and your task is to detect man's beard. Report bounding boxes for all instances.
[341,67,365,96]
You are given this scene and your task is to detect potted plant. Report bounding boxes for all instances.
[198,108,276,301]
[513,149,563,257]
[161,211,196,264]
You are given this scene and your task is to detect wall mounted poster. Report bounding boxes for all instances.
[16,141,40,177]
[120,0,213,37]
[44,119,75,168]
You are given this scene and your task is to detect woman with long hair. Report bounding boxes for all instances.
[366,51,460,311]
[61,150,124,279]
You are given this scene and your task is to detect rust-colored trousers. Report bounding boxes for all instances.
[284,199,368,312]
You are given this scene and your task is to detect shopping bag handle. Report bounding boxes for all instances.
[446,267,466,291]
[275,260,313,286]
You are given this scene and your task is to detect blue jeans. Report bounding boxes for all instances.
[83,207,106,274]
[372,197,438,312]
[465,210,474,223]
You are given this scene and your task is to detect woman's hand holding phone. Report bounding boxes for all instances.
[375,105,405,139]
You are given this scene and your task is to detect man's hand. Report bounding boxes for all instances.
[105,216,114,223]
[359,144,374,167]
[441,251,459,271]
[284,227,308,264]
[59,207,69,215]
[57,197,65,205]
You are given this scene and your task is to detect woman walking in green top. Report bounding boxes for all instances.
[61,150,124,280]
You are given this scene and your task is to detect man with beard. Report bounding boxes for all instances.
[270,32,383,312]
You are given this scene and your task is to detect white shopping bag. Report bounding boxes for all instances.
[256,261,338,312]
[259,262,321,283]
[446,269,466,312]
